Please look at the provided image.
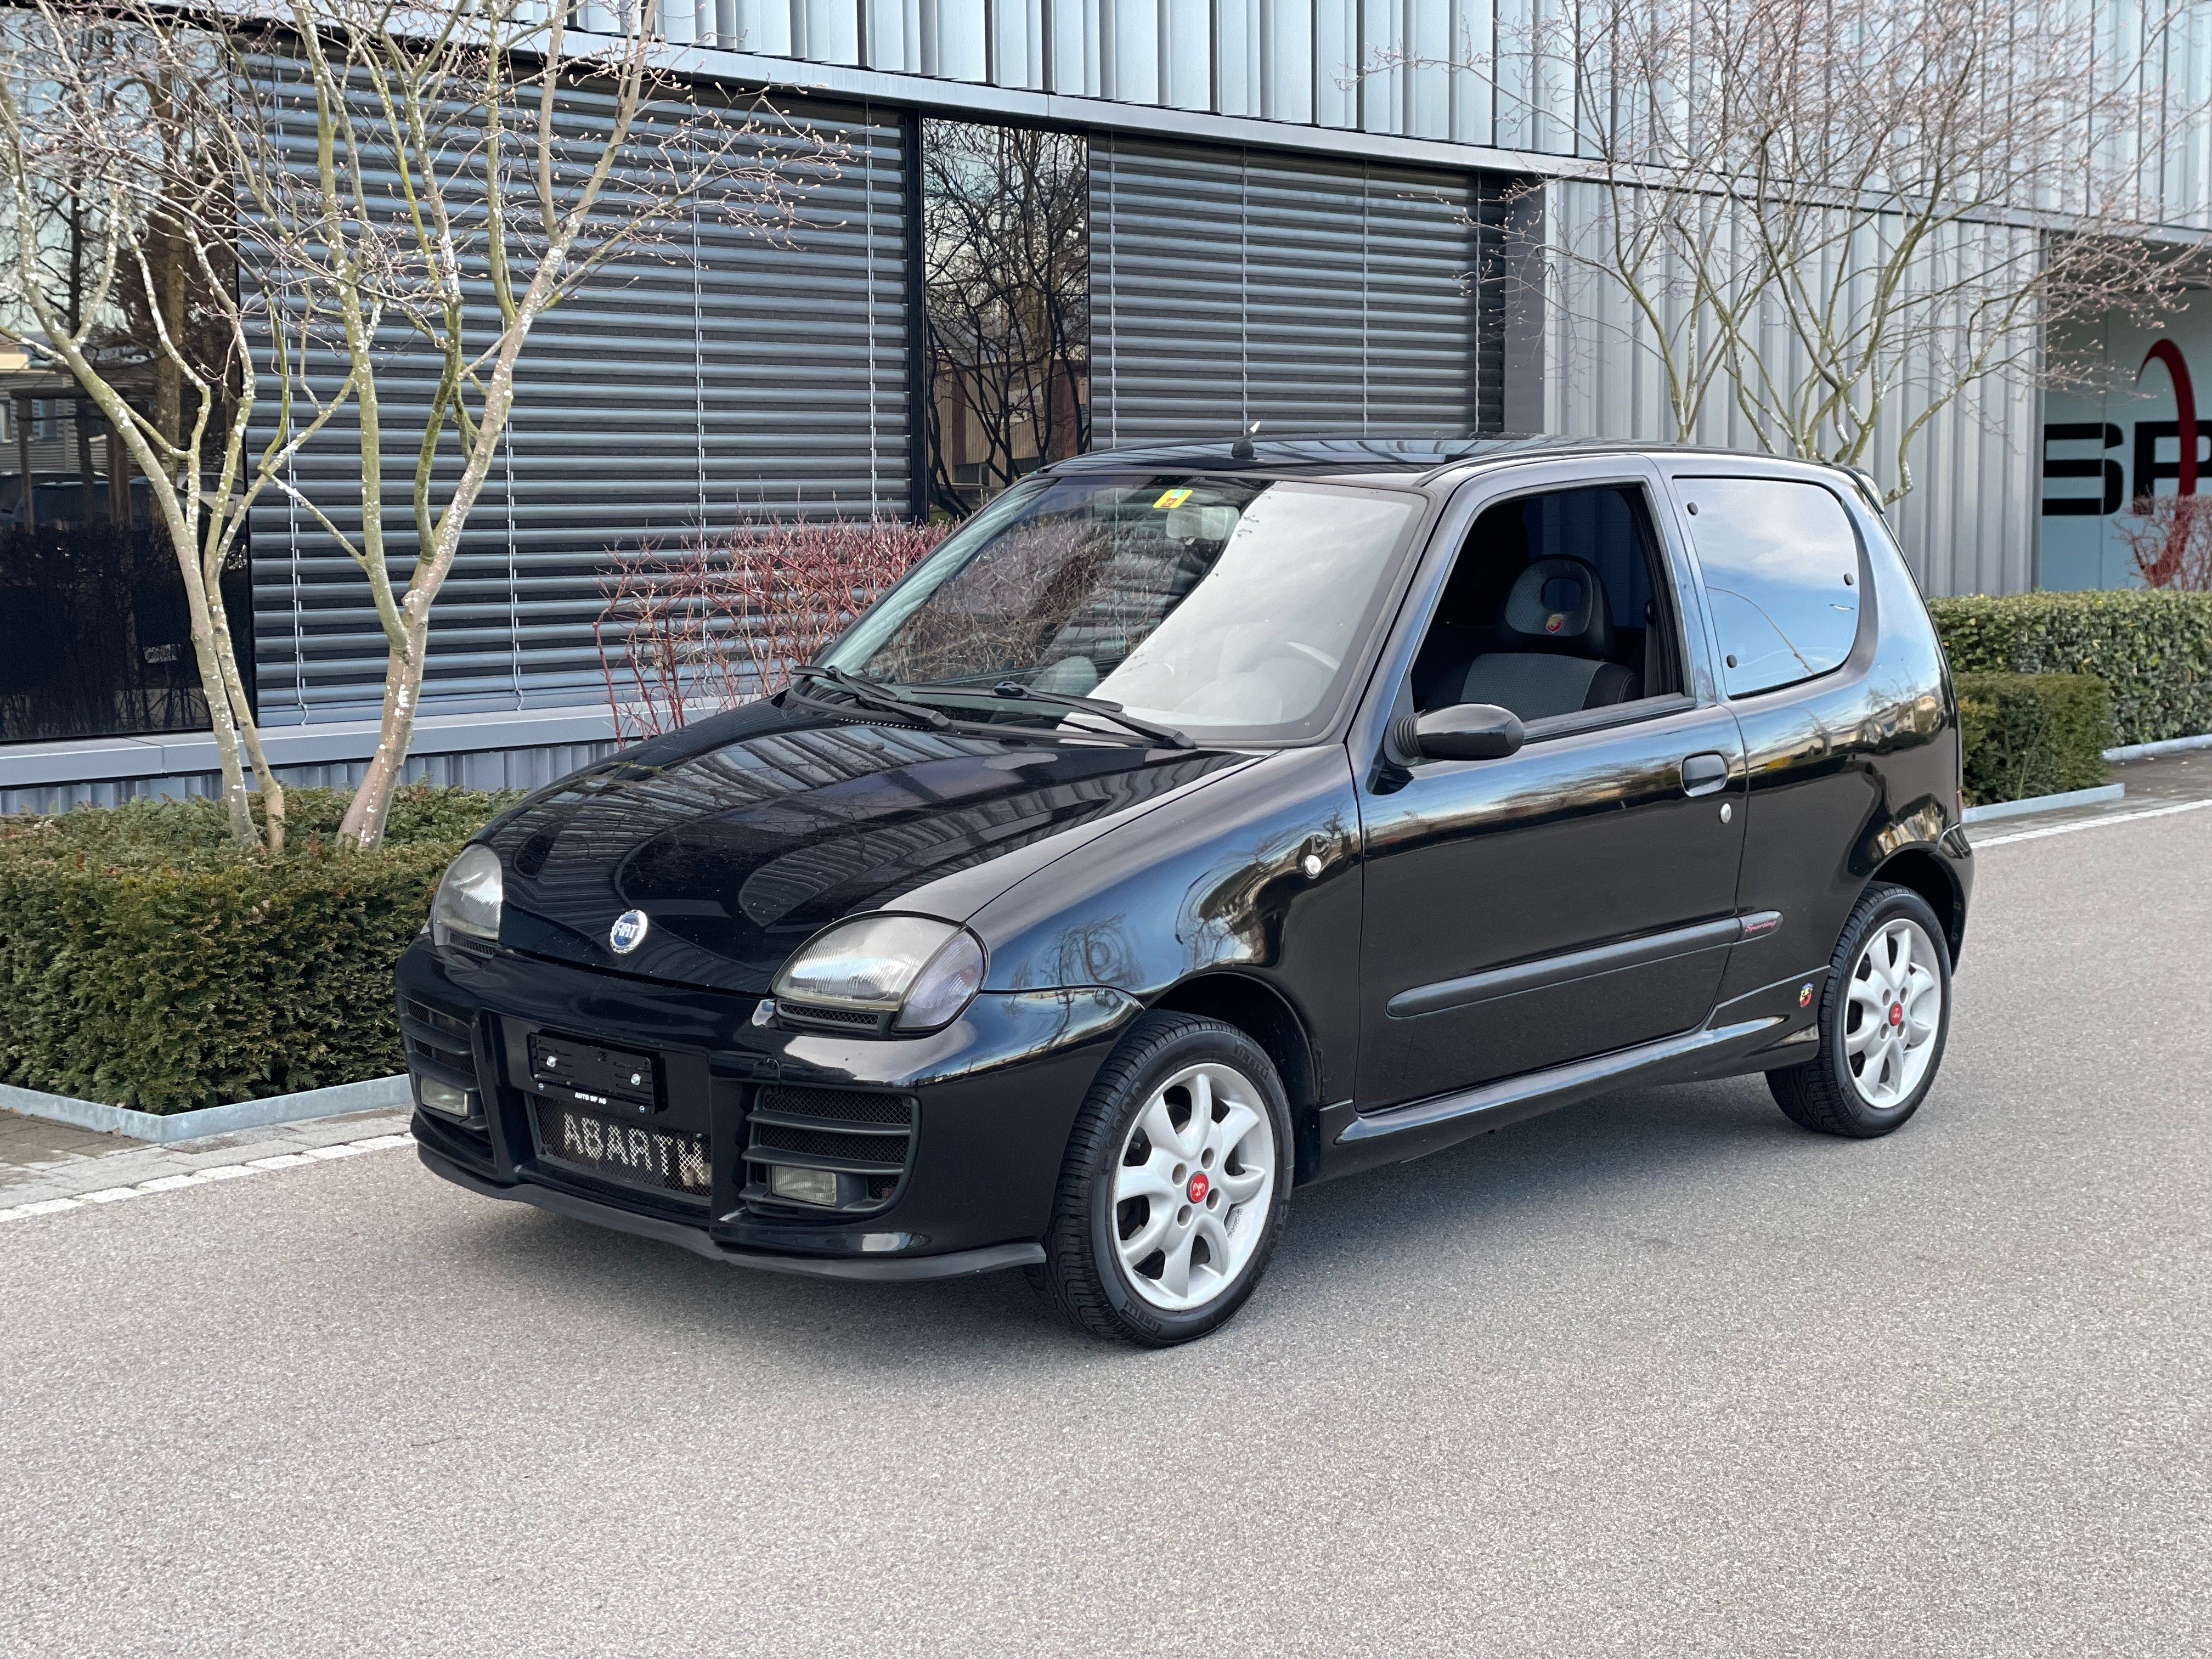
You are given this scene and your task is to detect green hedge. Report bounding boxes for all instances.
[1955,673,2114,806]
[1929,590,2212,748]
[0,787,516,1113]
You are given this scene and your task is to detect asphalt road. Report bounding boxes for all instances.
[4,804,2209,1658]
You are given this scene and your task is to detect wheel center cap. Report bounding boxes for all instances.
[1889,1002,1904,1027]
[1187,1172,1210,1204]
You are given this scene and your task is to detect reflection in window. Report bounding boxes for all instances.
[921,121,1090,518]
[1,16,247,742]
[1683,478,1863,698]
[827,475,1415,741]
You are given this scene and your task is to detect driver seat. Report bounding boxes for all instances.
[1443,556,1641,721]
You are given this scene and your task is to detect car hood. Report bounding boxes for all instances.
[486,698,1251,994]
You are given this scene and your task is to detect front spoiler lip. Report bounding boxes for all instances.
[417,1142,1044,1281]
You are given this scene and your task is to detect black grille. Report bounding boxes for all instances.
[742,1086,916,1214]
[399,995,472,1043]
[777,1001,882,1030]
[409,1033,472,1072]
[534,1099,711,1204]
[757,1085,911,1126]
[751,1122,903,1166]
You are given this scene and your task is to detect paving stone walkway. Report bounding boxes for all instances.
[0,1108,413,1208]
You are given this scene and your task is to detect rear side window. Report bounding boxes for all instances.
[1679,478,1862,697]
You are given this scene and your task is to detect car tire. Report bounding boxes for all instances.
[1040,1012,1293,1347]
[1769,881,1953,1138]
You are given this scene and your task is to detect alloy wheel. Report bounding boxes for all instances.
[1111,1062,1277,1312]
[1843,917,1943,1109]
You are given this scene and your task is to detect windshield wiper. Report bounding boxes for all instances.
[906,679,1195,749]
[787,664,951,731]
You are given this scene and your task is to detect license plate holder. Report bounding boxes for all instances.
[527,1031,659,1117]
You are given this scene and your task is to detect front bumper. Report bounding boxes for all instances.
[419,1141,1045,1279]
[398,937,1136,1271]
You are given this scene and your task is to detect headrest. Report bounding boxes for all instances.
[1498,556,1613,656]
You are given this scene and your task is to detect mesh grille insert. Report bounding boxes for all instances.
[756,1086,911,1125]
[779,1002,880,1028]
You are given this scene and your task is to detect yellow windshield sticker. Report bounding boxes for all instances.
[1152,487,1194,509]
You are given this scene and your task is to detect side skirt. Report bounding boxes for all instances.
[1315,1012,1803,1182]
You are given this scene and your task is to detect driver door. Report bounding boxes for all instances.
[1355,463,1748,1108]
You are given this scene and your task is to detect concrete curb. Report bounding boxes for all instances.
[0,1075,411,1145]
[2104,732,2212,761]
[1962,783,2126,825]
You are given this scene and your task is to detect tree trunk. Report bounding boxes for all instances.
[337,625,422,849]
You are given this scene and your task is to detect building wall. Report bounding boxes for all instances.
[636,0,2212,231]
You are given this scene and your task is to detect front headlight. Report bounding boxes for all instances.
[431,844,503,944]
[772,914,986,1033]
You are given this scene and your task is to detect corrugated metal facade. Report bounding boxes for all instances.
[246,77,911,725]
[1541,181,2044,597]
[676,0,2212,230]
[1090,137,1509,443]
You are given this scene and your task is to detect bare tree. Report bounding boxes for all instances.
[8,0,822,850]
[230,0,821,847]
[922,122,1089,516]
[1,7,360,850]
[1392,0,2205,500]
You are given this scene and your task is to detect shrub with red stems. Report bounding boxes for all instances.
[596,518,951,741]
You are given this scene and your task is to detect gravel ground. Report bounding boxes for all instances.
[2,805,2207,1658]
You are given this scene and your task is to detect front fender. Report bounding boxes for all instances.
[966,746,1364,1103]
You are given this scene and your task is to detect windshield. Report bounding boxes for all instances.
[823,475,1421,742]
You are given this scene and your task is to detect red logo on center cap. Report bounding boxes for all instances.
[1187,1172,1210,1204]
[1889,1003,1904,1026]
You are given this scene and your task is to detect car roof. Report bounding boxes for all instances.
[1042,434,1873,498]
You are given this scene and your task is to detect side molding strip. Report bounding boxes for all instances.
[1386,914,1762,1019]
[1336,1013,1788,1165]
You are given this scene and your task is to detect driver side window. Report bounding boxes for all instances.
[1410,484,1685,727]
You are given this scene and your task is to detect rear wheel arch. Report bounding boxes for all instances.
[1148,973,1323,1183]
[1867,847,1962,965]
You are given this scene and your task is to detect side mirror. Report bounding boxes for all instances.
[1403,702,1525,762]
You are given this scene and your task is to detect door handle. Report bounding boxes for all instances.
[1680,752,1730,797]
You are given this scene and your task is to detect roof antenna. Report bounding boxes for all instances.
[1230,419,1261,461]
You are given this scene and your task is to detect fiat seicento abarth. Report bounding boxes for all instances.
[402,438,1972,1346]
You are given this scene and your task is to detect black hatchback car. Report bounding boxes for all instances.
[401,438,1972,1345]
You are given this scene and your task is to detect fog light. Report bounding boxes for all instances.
[770,1165,839,1207]
[416,1075,472,1118]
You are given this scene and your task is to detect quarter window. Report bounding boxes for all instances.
[1681,479,1862,697]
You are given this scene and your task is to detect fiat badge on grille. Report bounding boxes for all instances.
[608,908,651,953]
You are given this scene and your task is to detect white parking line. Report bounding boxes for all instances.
[0,1130,415,1224]
[1972,797,2212,848]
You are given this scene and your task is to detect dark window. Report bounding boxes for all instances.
[920,121,1090,521]
[1,20,250,744]
[1680,479,1861,698]
[1412,485,1682,726]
